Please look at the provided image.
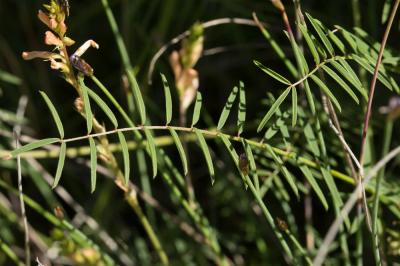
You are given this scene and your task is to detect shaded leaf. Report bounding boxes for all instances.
[321,65,359,104]
[161,73,172,125]
[52,142,66,188]
[310,74,342,112]
[87,88,118,128]
[191,92,202,127]
[257,87,291,133]
[39,91,64,139]
[127,71,147,125]
[194,129,214,184]
[118,132,130,185]
[9,138,59,158]
[299,165,328,210]
[291,87,297,127]
[217,86,239,130]
[306,13,334,56]
[169,128,188,175]
[254,60,291,85]
[242,139,259,192]
[144,129,157,178]
[237,81,246,135]
[78,76,93,134]
[298,24,320,64]
[89,137,97,193]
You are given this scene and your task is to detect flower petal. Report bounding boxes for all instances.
[44,31,63,46]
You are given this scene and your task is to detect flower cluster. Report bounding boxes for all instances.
[22,0,98,86]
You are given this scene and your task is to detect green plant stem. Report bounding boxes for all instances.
[372,117,393,265]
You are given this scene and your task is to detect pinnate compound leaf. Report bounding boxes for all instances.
[87,88,118,128]
[169,128,188,175]
[52,142,67,188]
[39,91,64,139]
[194,129,214,184]
[161,73,173,125]
[118,132,130,185]
[89,137,97,193]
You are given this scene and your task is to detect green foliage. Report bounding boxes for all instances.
[2,1,400,265]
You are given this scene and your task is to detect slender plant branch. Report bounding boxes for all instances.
[358,0,400,167]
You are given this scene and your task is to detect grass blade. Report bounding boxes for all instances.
[310,74,342,112]
[299,165,328,210]
[161,73,173,125]
[39,91,64,139]
[194,129,214,184]
[237,81,246,135]
[254,60,291,85]
[87,88,118,128]
[9,138,59,158]
[89,137,97,193]
[118,132,130,185]
[191,92,202,127]
[52,142,67,188]
[217,86,239,130]
[169,128,188,175]
[144,129,157,178]
[257,87,291,133]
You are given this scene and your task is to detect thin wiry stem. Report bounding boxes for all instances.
[14,95,30,266]
[358,0,400,166]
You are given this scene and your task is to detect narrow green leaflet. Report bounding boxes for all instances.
[242,139,259,192]
[52,142,66,188]
[9,138,59,158]
[237,81,246,135]
[257,87,291,133]
[118,132,130,184]
[306,13,334,56]
[290,35,309,73]
[299,165,328,210]
[265,144,299,197]
[328,30,345,54]
[320,167,343,206]
[39,91,64,139]
[217,86,239,130]
[127,71,147,125]
[0,69,22,85]
[194,129,214,184]
[298,24,320,65]
[144,129,157,178]
[161,73,172,125]
[330,60,367,100]
[310,74,342,112]
[78,76,93,133]
[169,128,188,175]
[291,87,297,127]
[254,60,291,85]
[89,137,97,193]
[191,91,202,127]
[87,88,118,128]
[321,65,359,104]
[219,134,247,188]
[382,0,392,23]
